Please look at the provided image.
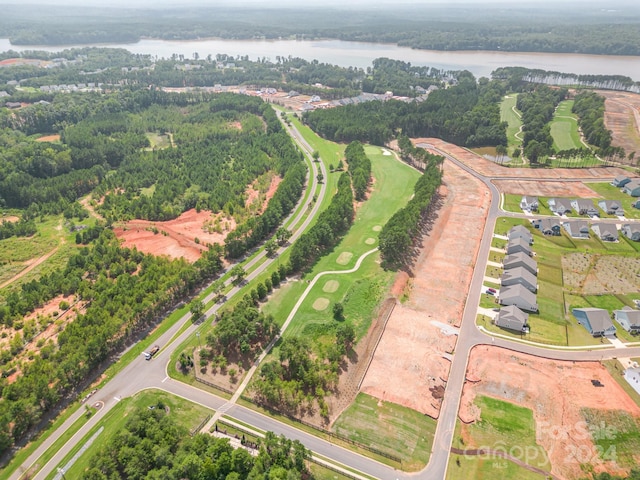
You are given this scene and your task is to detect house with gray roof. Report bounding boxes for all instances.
[598,200,624,216]
[501,266,538,293]
[592,223,619,242]
[622,223,640,241]
[508,225,533,245]
[520,196,539,212]
[572,308,616,337]
[0,91,8,98]
[533,218,561,236]
[502,252,537,276]
[505,237,532,257]
[498,284,538,312]
[495,305,529,333]
[613,307,640,333]
[562,220,590,239]
[612,175,631,188]
[547,198,572,215]
[624,180,640,197]
[624,367,640,396]
[571,199,599,217]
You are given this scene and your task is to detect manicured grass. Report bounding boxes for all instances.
[448,396,551,479]
[482,216,640,346]
[332,393,436,471]
[587,182,640,220]
[48,390,212,479]
[581,408,640,468]
[550,100,583,151]
[262,145,420,350]
[500,94,523,149]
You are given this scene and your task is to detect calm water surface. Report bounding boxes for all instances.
[1,38,639,81]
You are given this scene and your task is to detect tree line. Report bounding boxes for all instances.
[303,74,507,147]
[379,139,443,269]
[83,405,310,480]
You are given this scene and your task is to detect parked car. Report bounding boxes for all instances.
[486,288,497,295]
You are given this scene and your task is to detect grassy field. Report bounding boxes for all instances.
[262,145,420,347]
[550,100,584,151]
[448,396,551,479]
[500,94,523,149]
[332,393,436,471]
[581,408,640,468]
[48,390,212,479]
[0,214,96,298]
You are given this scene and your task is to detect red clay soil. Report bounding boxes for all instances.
[35,134,61,143]
[491,179,602,198]
[361,158,490,418]
[114,209,236,263]
[416,138,629,180]
[600,90,640,156]
[460,345,640,480]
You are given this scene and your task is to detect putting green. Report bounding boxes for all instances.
[312,298,330,311]
[365,237,376,245]
[323,280,340,293]
[372,225,382,232]
[336,252,353,265]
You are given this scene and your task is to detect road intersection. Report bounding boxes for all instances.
[14,135,640,480]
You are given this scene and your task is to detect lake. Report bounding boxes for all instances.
[1,37,640,81]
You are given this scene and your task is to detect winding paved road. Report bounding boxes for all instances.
[15,131,640,480]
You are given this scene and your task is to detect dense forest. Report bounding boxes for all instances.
[516,86,567,163]
[1,3,639,56]
[0,230,224,455]
[83,406,311,480]
[303,74,507,147]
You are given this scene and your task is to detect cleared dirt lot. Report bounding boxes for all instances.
[416,138,628,180]
[460,345,640,480]
[600,90,640,156]
[492,179,601,198]
[361,157,490,418]
[114,209,235,262]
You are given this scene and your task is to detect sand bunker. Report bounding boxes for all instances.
[312,298,330,311]
[365,238,376,245]
[372,225,382,232]
[323,280,340,293]
[336,252,353,265]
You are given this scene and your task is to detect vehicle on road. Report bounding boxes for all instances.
[144,345,160,360]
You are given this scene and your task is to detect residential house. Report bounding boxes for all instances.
[571,199,599,217]
[622,223,640,241]
[547,198,572,215]
[592,223,619,242]
[507,225,533,245]
[495,305,529,333]
[502,252,538,276]
[520,196,539,212]
[0,91,8,98]
[612,175,631,187]
[598,200,624,216]
[572,308,616,337]
[613,307,640,333]
[533,218,561,236]
[624,180,640,197]
[632,199,640,209]
[501,266,538,293]
[624,367,640,396]
[5,102,21,109]
[562,220,590,239]
[498,284,538,312]
[505,237,532,257]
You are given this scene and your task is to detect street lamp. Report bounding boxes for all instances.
[196,331,201,348]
